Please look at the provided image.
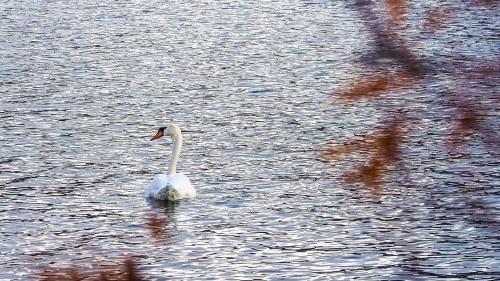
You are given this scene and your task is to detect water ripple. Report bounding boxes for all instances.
[1,0,498,280]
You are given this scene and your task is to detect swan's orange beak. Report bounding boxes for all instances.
[150,130,164,141]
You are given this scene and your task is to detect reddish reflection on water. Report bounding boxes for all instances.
[37,256,143,281]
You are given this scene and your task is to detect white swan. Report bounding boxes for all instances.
[144,124,196,201]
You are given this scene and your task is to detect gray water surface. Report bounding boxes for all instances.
[1,1,499,280]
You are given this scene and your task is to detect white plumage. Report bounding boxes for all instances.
[144,173,196,201]
[145,124,196,201]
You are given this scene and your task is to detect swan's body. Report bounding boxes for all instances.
[145,124,196,201]
[145,173,195,201]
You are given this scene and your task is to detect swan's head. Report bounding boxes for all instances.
[150,124,180,141]
[150,127,168,141]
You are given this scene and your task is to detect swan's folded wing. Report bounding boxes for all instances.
[144,174,168,198]
[171,173,196,198]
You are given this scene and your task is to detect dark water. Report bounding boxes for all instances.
[1,1,498,280]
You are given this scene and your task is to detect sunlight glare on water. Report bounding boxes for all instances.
[0,0,498,280]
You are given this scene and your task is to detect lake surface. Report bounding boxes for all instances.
[0,0,498,280]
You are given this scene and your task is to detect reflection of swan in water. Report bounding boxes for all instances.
[147,198,180,212]
[145,199,179,240]
[144,124,196,201]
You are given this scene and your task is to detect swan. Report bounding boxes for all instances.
[144,124,196,201]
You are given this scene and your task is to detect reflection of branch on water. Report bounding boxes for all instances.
[326,0,499,192]
[321,115,406,194]
[38,256,143,281]
[349,0,428,76]
[37,201,181,280]
[334,71,418,102]
[320,6,500,265]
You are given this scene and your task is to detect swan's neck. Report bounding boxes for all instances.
[168,130,182,175]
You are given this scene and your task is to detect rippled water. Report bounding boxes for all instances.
[1,1,498,280]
